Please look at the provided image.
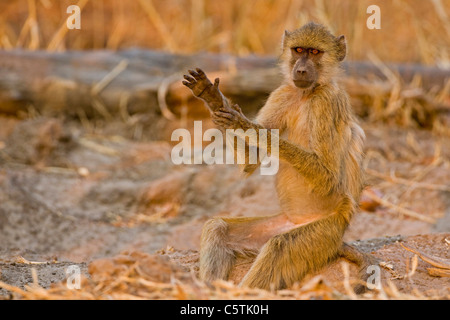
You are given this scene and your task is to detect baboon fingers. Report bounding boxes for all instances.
[243,163,260,173]
[188,69,203,81]
[214,111,234,120]
[189,68,207,81]
[231,104,241,112]
[182,76,196,87]
[195,68,207,78]
[182,80,194,88]
[212,119,230,128]
[183,74,196,82]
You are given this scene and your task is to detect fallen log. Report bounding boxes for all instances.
[0,49,448,119]
[0,49,275,117]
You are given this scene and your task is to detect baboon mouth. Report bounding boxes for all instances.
[293,80,314,88]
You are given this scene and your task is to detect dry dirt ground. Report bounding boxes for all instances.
[0,115,448,299]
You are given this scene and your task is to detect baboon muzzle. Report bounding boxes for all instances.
[292,59,317,88]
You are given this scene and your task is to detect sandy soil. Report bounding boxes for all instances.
[0,115,448,299]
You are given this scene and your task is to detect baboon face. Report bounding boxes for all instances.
[282,22,347,89]
[289,46,323,88]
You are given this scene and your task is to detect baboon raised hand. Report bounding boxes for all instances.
[183,22,376,292]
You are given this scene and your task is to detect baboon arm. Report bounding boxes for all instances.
[256,93,343,194]
[183,68,342,192]
[241,123,340,195]
[212,100,340,192]
[220,108,340,193]
[238,101,289,176]
[182,68,233,112]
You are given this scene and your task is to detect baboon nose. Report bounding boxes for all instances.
[297,69,307,75]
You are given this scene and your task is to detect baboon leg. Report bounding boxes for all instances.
[199,213,311,283]
[339,242,380,294]
[240,213,348,290]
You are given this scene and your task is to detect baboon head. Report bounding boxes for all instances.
[281,22,346,89]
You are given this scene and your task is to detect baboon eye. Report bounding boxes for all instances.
[311,49,320,55]
[295,47,304,53]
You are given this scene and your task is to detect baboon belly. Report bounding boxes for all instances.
[276,163,339,216]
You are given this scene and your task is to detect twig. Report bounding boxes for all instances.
[400,243,450,269]
[431,0,450,38]
[340,261,358,300]
[406,254,418,278]
[91,59,129,96]
[0,280,29,297]
[31,268,40,287]
[47,0,89,51]
[16,0,40,49]
[14,256,50,265]
[366,168,450,192]
[137,0,176,51]
[363,190,436,223]
[157,74,179,121]
[91,97,113,120]
[78,137,120,156]
[427,268,450,277]
[397,155,442,204]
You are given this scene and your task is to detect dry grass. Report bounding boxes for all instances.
[0,0,449,65]
[0,249,443,300]
[1,1,448,132]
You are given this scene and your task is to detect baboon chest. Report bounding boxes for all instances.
[283,106,312,151]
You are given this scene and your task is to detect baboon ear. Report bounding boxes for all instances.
[281,30,291,49]
[336,35,346,61]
